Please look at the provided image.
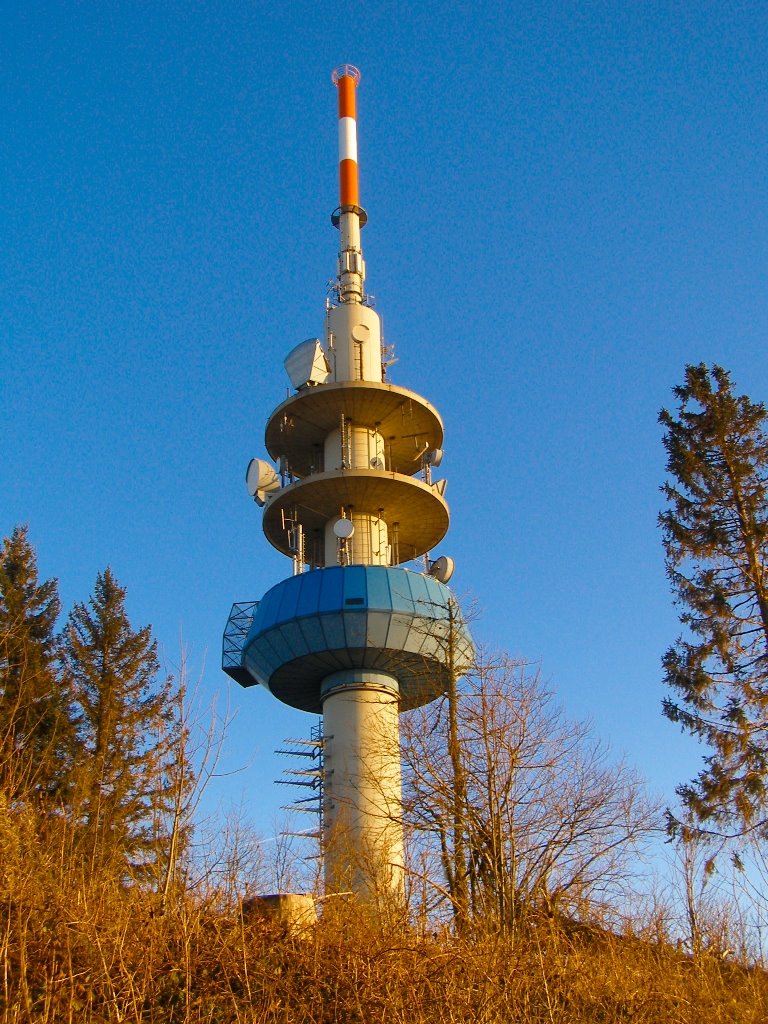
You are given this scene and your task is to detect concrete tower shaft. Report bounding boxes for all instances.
[223,66,473,903]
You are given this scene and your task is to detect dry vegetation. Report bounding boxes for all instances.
[2,802,767,1024]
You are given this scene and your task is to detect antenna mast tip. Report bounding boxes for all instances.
[332,64,361,86]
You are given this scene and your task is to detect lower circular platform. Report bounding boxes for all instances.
[262,469,449,563]
[231,566,474,713]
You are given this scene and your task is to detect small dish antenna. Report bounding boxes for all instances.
[428,555,455,584]
[246,458,281,506]
[333,518,355,539]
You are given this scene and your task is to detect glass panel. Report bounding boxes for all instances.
[247,634,281,679]
[406,571,433,617]
[298,614,325,652]
[319,567,344,613]
[388,569,415,612]
[366,610,391,648]
[386,612,412,650]
[256,582,284,630]
[263,626,293,665]
[366,567,392,610]
[342,565,367,605]
[424,575,450,614]
[243,646,271,686]
[320,611,346,650]
[276,577,301,621]
[278,620,309,658]
[344,612,366,647]
[296,568,323,615]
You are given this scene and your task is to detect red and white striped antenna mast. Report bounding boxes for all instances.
[331,64,366,304]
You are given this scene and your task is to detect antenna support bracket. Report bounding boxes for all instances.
[331,205,368,229]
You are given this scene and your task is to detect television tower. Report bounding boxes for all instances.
[223,65,472,901]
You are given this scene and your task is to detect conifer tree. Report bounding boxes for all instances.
[62,568,182,878]
[659,363,768,838]
[0,526,72,802]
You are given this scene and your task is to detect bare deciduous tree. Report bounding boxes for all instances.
[402,654,660,933]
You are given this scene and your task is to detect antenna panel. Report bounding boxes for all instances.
[246,458,281,505]
[284,339,331,390]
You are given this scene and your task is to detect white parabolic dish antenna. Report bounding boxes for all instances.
[246,459,281,506]
[429,555,455,583]
[333,518,355,539]
[246,458,278,496]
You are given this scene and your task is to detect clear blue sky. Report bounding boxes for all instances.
[3,3,767,837]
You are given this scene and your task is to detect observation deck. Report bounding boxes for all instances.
[223,565,473,713]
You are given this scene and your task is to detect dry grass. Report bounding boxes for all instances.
[1,803,766,1023]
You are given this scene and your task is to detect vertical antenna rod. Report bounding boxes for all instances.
[331,64,367,304]
[335,64,360,208]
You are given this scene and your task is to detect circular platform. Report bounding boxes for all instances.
[263,469,449,563]
[264,381,444,478]
[237,566,474,713]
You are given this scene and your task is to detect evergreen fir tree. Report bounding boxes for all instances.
[62,568,182,879]
[0,525,72,803]
[659,363,768,838]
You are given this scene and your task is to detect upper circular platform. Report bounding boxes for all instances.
[265,381,444,478]
[263,469,449,562]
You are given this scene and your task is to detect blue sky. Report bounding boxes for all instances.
[2,2,767,839]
